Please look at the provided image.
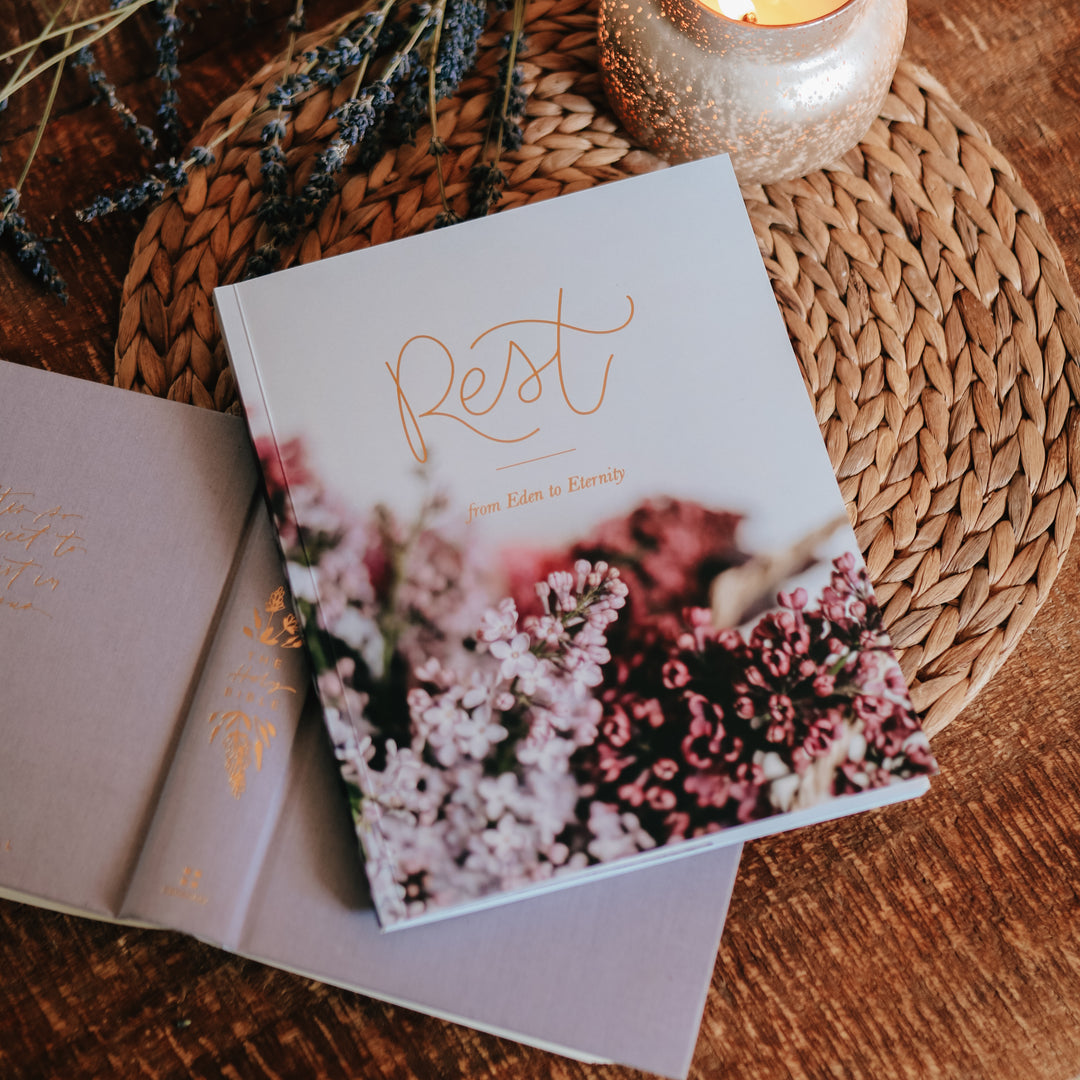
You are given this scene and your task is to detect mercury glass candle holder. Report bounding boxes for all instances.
[598,0,907,183]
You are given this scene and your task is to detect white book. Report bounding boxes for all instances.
[216,154,936,931]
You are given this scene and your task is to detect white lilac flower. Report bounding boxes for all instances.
[488,631,537,680]
[585,802,655,862]
[477,597,519,643]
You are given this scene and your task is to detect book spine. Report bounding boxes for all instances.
[117,502,310,950]
[214,284,404,925]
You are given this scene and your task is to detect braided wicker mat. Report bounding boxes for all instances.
[113,0,1080,736]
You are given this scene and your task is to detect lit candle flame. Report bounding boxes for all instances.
[702,0,847,24]
[713,0,757,18]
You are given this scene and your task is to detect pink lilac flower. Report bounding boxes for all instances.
[574,555,934,846]
[504,498,744,636]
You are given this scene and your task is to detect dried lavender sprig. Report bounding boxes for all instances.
[486,0,527,160]
[72,44,157,151]
[491,32,526,153]
[431,0,487,98]
[0,190,67,300]
[256,1,436,269]
[248,0,391,278]
[330,0,406,169]
[246,0,310,277]
[379,54,429,147]
[76,149,212,220]
[305,11,385,89]
[297,78,393,224]
[1,2,76,299]
[421,0,451,216]
[77,3,372,235]
[468,0,526,220]
[153,0,183,153]
[465,161,505,220]
[430,0,488,227]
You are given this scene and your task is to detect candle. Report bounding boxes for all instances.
[705,0,850,25]
[598,0,907,182]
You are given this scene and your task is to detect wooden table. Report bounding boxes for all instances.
[3,1,1079,1077]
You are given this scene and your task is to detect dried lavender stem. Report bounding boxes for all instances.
[14,3,80,195]
[349,0,397,98]
[179,3,385,171]
[490,0,525,172]
[267,0,306,142]
[377,4,437,91]
[0,4,139,64]
[424,0,450,213]
[1,2,152,100]
[309,1,383,47]
[4,0,68,89]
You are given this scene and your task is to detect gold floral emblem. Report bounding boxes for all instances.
[208,709,278,799]
[243,586,303,648]
[209,586,302,798]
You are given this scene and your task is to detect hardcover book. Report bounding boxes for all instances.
[215,154,937,930]
[0,358,740,1080]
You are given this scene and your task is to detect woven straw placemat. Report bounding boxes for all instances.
[113,0,1080,736]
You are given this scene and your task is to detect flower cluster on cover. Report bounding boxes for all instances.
[259,437,934,924]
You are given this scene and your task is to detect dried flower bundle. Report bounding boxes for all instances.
[0,0,527,300]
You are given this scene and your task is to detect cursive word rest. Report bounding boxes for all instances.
[386,289,634,464]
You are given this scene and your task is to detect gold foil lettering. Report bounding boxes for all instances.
[0,485,86,617]
[208,587,301,798]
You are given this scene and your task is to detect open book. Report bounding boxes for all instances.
[216,154,936,930]
[0,358,739,1079]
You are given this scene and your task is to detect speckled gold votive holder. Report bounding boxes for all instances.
[598,0,907,183]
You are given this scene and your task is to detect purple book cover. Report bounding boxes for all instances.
[216,154,936,929]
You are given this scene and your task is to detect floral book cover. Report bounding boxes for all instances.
[216,154,936,929]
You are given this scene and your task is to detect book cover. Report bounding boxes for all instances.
[0,359,739,1079]
[0,359,258,917]
[215,154,937,930]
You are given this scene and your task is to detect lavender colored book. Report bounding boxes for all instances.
[0,358,739,1079]
[215,154,936,931]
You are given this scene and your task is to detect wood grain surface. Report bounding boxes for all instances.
[2,2,1080,1079]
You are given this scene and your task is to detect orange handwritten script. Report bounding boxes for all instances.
[386,289,635,464]
[0,485,85,617]
[209,586,301,799]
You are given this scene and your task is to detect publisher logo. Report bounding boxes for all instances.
[162,866,208,906]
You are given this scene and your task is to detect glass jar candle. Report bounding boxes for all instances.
[598,0,907,183]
